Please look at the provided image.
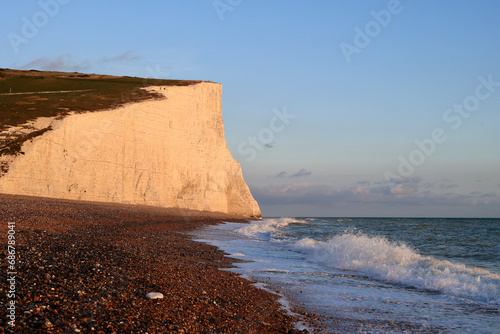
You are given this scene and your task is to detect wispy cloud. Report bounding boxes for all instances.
[390,183,417,196]
[18,51,141,72]
[290,169,312,178]
[21,54,90,71]
[275,171,287,178]
[252,180,499,208]
[438,183,459,189]
[274,169,312,178]
[99,50,141,63]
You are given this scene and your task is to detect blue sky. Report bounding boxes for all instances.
[2,0,499,217]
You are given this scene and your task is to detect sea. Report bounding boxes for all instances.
[193,217,499,333]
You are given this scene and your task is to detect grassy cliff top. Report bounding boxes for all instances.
[0,68,201,131]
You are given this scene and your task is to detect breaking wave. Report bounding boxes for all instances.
[235,218,307,240]
[294,233,500,305]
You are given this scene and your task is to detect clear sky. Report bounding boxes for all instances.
[2,0,499,217]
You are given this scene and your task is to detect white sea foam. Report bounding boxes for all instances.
[230,253,246,257]
[294,233,500,304]
[250,281,312,332]
[197,218,500,333]
[236,218,307,239]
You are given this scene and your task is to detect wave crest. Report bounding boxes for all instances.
[236,218,307,239]
[294,233,500,304]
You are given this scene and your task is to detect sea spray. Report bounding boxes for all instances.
[293,233,500,304]
[194,217,500,333]
[236,218,307,240]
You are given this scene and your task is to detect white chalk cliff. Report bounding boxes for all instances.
[0,82,261,217]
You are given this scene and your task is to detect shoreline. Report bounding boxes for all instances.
[0,194,309,333]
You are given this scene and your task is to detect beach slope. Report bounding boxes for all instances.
[0,194,296,333]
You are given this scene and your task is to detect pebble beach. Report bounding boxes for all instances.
[0,194,312,333]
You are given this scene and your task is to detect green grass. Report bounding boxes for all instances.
[0,69,201,131]
[0,126,52,155]
[0,68,202,157]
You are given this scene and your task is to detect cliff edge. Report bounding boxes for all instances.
[0,82,261,217]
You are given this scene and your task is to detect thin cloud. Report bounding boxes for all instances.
[422,182,435,189]
[385,176,421,185]
[438,183,459,189]
[252,182,500,208]
[21,54,91,71]
[390,183,417,196]
[275,171,287,178]
[99,50,141,63]
[290,169,312,178]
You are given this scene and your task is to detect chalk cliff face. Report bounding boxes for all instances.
[0,82,261,217]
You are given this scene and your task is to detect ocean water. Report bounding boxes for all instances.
[194,218,500,333]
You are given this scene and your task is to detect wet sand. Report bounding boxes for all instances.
[0,194,312,333]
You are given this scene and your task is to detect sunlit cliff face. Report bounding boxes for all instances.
[0,83,261,218]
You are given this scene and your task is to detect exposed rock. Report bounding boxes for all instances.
[0,83,260,217]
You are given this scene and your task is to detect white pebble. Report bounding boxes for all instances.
[146,292,164,299]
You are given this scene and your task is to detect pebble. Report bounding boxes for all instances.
[43,319,53,328]
[146,292,164,299]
